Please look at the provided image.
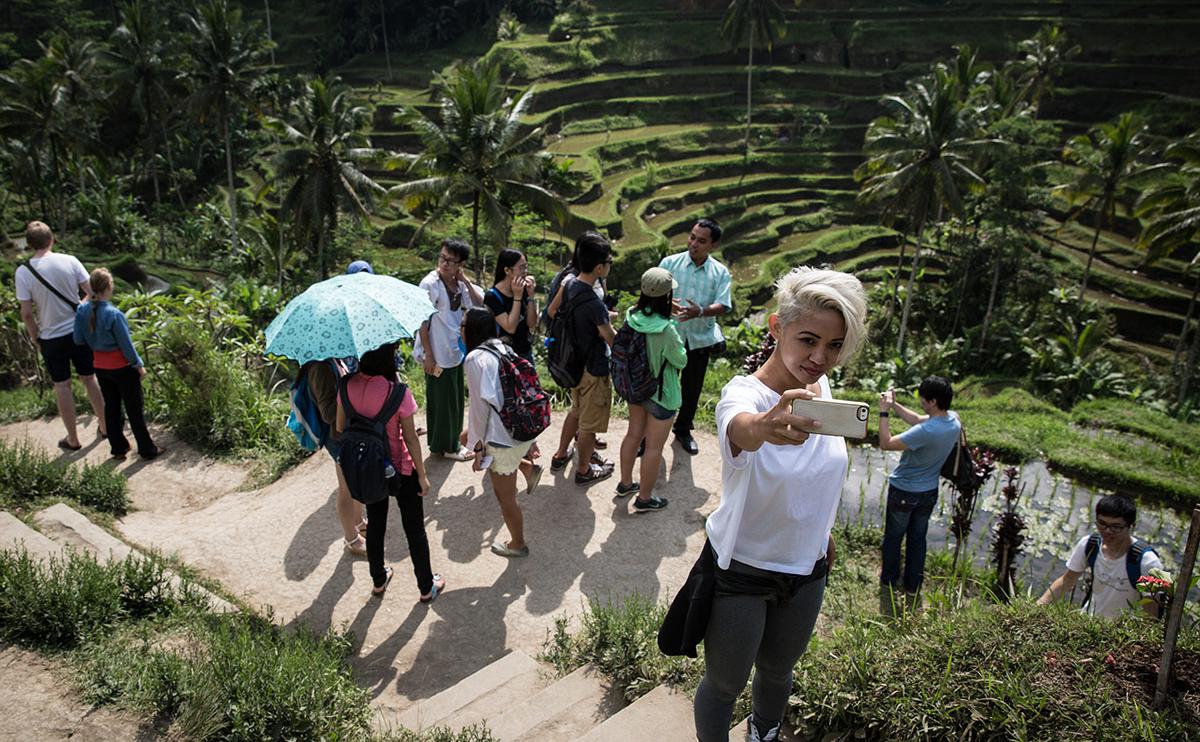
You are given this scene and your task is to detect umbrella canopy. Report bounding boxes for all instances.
[264,273,435,364]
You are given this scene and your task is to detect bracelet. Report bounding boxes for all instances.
[879,412,889,418]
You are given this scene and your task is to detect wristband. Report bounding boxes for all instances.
[879,412,889,418]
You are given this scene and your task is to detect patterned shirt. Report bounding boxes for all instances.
[658,251,732,350]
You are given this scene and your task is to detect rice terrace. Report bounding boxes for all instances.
[1,0,1200,740]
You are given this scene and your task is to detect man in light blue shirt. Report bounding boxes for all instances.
[876,376,962,604]
[657,218,732,455]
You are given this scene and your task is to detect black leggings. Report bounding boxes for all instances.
[366,472,433,593]
[96,365,156,457]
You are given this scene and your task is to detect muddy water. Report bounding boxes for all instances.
[840,445,1197,599]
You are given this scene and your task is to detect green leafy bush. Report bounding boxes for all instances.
[0,550,190,648]
[0,439,128,513]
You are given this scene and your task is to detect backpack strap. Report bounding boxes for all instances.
[476,341,510,414]
[1081,533,1102,609]
[1126,540,1153,590]
[19,260,80,311]
[339,376,407,428]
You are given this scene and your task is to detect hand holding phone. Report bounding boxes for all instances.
[791,398,870,439]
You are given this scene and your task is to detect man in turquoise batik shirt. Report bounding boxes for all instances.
[657,218,732,456]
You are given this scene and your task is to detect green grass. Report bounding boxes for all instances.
[541,525,1198,741]
[1,546,490,741]
[0,438,128,515]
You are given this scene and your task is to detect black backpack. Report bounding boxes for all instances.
[940,427,983,493]
[337,378,407,505]
[1079,534,1156,608]
[546,283,595,389]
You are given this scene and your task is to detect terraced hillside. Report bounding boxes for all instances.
[349,0,1200,356]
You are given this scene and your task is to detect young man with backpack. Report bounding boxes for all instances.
[1039,494,1163,618]
[546,233,617,485]
[613,267,687,512]
[15,221,106,450]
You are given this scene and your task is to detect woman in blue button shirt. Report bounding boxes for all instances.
[73,268,162,460]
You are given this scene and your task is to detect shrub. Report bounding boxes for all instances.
[174,616,370,741]
[0,438,128,513]
[0,550,189,648]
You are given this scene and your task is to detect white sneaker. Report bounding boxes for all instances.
[747,719,780,742]
[441,447,476,462]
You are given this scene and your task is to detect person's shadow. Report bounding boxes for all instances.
[352,558,527,702]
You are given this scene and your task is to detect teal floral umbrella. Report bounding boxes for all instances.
[264,273,435,363]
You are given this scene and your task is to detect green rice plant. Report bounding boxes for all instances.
[0,439,128,514]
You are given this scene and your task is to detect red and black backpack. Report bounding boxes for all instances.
[479,340,551,442]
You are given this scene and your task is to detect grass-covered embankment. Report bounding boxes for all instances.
[542,525,1199,741]
[0,438,128,516]
[0,546,496,742]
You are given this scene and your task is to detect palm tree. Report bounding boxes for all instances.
[1009,25,1080,116]
[1057,111,1151,318]
[391,60,566,275]
[265,75,387,281]
[1135,130,1200,409]
[104,0,181,255]
[856,68,992,354]
[184,0,266,252]
[0,58,65,226]
[720,0,787,166]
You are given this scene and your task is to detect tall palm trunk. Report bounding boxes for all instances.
[1173,267,1198,371]
[896,219,925,356]
[264,0,275,66]
[737,24,755,189]
[1077,206,1103,314]
[380,0,392,81]
[145,92,165,258]
[890,227,910,314]
[221,107,239,250]
[472,191,481,278]
[980,227,1007,350]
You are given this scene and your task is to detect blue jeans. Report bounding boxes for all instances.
[880,484,938,593]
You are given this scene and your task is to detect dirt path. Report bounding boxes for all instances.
[2,412,723,724]
[0,645,157,741]
[0,416,249,514]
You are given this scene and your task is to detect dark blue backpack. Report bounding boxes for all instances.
[336,379,407,505]
[1081,534,1156,606]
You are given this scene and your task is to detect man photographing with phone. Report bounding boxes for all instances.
[876,376,961,614]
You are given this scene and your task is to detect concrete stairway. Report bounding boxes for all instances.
[387,648,698,741]
[0,504,234,613]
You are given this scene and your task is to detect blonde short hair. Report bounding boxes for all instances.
[25,221,53,251]
[773,267,868,364]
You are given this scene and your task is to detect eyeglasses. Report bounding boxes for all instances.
[438,254,463,266]
[1096,519,1130,533]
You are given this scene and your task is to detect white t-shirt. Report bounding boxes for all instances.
[1065,535,1163,618]
[14,253,89,339]
[463,341,517,451]
[707,374,849,575]
[413,270,477,369]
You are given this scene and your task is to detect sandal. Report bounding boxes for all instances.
[420,573,446,603]
[344,535,367,557]
[57,438,82,451]
[356,519,369,536]
[550,445,575,472]
[574,463,614,485]
[594,437,608,450]
[371,566,394,596]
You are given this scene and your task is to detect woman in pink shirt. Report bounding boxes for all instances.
[336,342,443,600]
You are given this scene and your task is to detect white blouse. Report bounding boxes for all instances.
[707,374,849,575]
[464,341,517,451]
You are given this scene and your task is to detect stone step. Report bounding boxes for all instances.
[486,664,623,742]
[0,511,65,561]
[446,660,553,733]
[577,684,695,742]
[32,503,236,613]
[390,649,542,733]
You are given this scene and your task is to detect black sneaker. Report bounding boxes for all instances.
[632,495,668,513]
[615,481,640,497]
